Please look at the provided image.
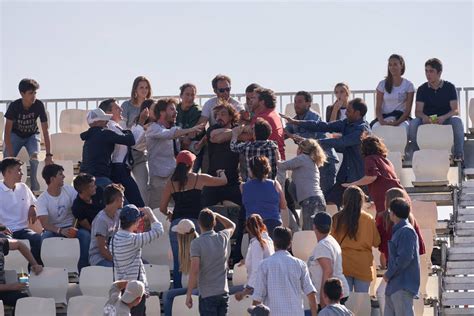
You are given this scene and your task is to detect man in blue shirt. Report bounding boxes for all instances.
[383,198,420,316]
[281,98,370,207]
[285,91,339,196]
[408,58,464,161]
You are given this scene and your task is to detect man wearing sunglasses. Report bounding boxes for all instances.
[198,74,245,126]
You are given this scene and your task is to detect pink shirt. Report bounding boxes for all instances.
[251,108,285,160]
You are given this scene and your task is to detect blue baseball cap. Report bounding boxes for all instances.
[120,205,144,222]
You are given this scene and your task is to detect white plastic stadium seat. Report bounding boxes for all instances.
[29,267,69,305]
[50,133,84,162]
[417,124,453,152]
[79,266,114,297]
[326,204,339,216]
[59,109,89,134]
[67,296,108,316]
[144,264,171,294]
[142,233,172,267]
[15,297,56,316]
[345,292,371,315]
[41,237,80,274]
[145,296,161,315]
[372,125,408,154]
[232,263,248,286]
[386,151,403,180]
[4,239,30,274]
[38,159,74,191]
[172,294,199,315]
[412,149,450,186]
[284,103,321,117]
[228,295,253,315]
[292,231,317,262]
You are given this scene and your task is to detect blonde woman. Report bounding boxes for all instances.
[326,83,351,122]
[163,219,199,316]
[278,139,327,230]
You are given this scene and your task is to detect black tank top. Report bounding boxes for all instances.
[171,175,203,221]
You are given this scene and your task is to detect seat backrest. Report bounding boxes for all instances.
[38,160,74,191]
[41,237,80,274]
[232,263,248,286]
[292,231,317,262]
[417,124,453,151]
[228,295,253,315]
[143,264,170,293]
[79,266,114,297]
[67,296,108,316]
[345,292,371,315]
[372,125,408,154]
[15,297,56,316]
[386,151,403,180]
[326,204,339,216]
[284,103,321,117]
[5,239,30,273]
[412,149,450,182]
[59,109,89,134]
[411,200,437,232]
[50,132,84,162]
[141,234,172,267]
[145,296,161,315]
[172,294,199,315]
[29,267,69,304]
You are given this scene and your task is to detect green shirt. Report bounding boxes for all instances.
[176,103,204,140]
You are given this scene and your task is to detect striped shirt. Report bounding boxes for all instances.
[111,221,164,288]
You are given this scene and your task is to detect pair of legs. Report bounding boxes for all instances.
[385,290,415,316]
[111,163,145,207]
[131,150,149,206]
[407,116,464,159]
[344,275,370,293]
[169,218,200,289]
[41,228,90,272]
[300,195,326,231]
[4,133,40,191]
[319,162,337,198]
[199,293,229,316]
[148,175,169,209]
[12,228,42,266]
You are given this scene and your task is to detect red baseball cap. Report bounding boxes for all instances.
[176,150,196,167]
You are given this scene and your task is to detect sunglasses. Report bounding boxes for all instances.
[217,87,231,93]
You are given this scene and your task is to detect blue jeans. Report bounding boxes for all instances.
[97,259,113,267]
[41,228,91,272]
[4,133,40,191]
[111,163,145,207]
[263,218,282,239]
[163,288,198,316]
[345,275,370,293]
[169,218,200,289]
[319,162,337,197]
[199,293,229,316]
[385,290,415,316]
[408,116,464,158]
[300,195,326,231]
[12,228,43,265]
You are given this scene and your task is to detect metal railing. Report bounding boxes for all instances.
[1,87,473,134]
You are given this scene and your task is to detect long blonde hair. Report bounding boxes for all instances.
[298,139,327,167]
[178,231,199,275]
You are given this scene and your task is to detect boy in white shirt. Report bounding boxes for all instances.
[37,163,90,271]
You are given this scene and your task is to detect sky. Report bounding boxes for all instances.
[1,0,473,101]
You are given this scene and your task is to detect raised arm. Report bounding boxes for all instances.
[215,212,236,236]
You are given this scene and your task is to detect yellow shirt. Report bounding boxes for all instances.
[331,211,381,282]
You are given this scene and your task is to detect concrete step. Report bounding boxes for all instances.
[442,292,474,306]
[444,308,474,315]
[448,247,474,260]
[446,261,474,276]
[455,223,474,236]
[457,214,474,221]
[444,276,474,290]
[454,236,474,244]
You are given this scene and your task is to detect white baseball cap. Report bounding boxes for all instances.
[86,108,112,125]
[121,280,145,304]
[171,219,196,234]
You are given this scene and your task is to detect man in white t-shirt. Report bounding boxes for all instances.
[0,157,43,265]
[197,74,245,126]
[37,163,90,271]
[308,212,349,311]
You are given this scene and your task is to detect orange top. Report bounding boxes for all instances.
[330,211,381,282]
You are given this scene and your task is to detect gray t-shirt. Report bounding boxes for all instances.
[89,209,120,265]
[103,282,131,316]
[318,304,354,316]
[190,229,231,298]
[121,100,141,129]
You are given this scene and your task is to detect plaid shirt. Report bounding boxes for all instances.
[230,139,279,181]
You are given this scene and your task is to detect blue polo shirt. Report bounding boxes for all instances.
[416,80,458,116]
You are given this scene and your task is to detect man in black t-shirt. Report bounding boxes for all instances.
[3,79,52,191]
[407,58,464,161]
[0,238,43,307]
[71,173,105,232]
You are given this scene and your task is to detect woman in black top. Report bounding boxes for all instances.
[160,150,227,288]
